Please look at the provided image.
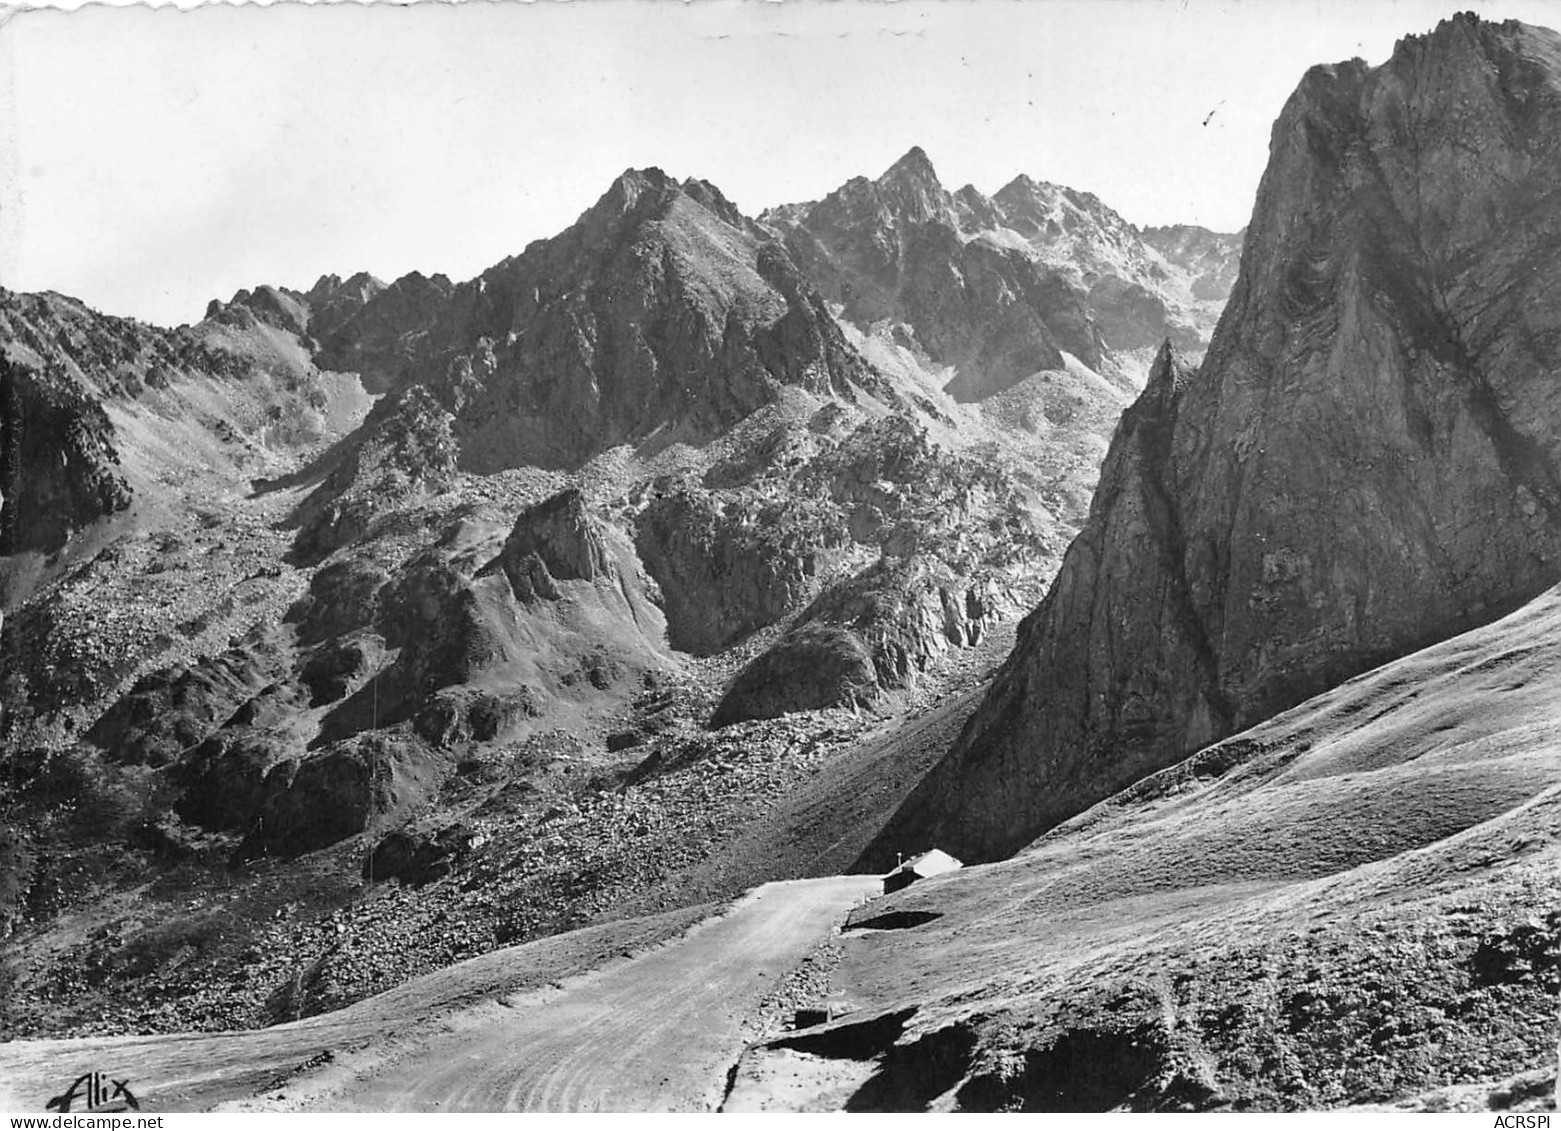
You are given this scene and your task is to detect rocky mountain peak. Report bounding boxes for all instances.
[1138,338,1187,405]
[878,145,939,186]
[991,172,1051,211]
[1413,9,1514,53]
[206,284,310,337]
[803,147,955,232]
[766,150,1111,395]
[598,166,679,215]
[308,271,386,307]
[871,146,953,223]
[993,174,1125,244]
[551,166,692,253]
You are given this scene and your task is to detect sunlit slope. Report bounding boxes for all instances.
[1032,579,1561,894]
[766,584,1561,1111]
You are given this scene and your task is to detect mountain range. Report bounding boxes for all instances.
[1,11,1557,1115]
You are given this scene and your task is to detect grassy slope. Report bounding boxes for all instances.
[0,900,713,1112]
[741,584,1561,1111]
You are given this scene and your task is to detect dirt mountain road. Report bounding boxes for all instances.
[305,874,882,1112]
[0,875,878,1113]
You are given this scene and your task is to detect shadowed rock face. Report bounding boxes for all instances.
[85,627,295,768]
[495,487,616,593]
[634,486,850,657]
[240,730,447,860]
[0,354,132,556]
[710,623,879,727]
[710,554,1015,728]
[885,14,1561,863]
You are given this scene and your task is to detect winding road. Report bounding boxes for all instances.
[310,874,880,1112]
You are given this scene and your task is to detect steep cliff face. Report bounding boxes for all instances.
[885,14,1561,863]
[634,487,848,656]
[0,354,131,556]
[768,149,1106,401]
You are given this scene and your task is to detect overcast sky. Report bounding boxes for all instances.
[2,0,1559,327]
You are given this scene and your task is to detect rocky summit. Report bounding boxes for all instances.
[3,11,1558,1116]
[883,13,1561,863]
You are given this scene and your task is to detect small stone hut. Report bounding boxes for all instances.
[882,848,962,894]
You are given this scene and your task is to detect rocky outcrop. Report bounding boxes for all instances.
[205,285,311,339]
[315,553,493,740]
[290,384,459,559]
[486,487,667,639]
[801,559,1010,684]
[257,494,671,856]
[886,14,1561,863]
[206,272,447,394]
[704,412,1050,721]
[285,557,391,645]
[299,636,380,707]
[412,686,538,747]
[172,726,301,832]
[85,626,293,767]
[307,488,668,748]
[300,271,387,346]
[312,271,459,394]
[493,487,616,595]
[480,487,669,660]
[240,730,447,860]
[711,557,1014,727]
[363,821,486,886]
[710,623,878,727]
[688,411,1051,724]
[635,487,848,655]
[0,354,131,556]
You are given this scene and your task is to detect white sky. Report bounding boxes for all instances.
[2,0,1559,327]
